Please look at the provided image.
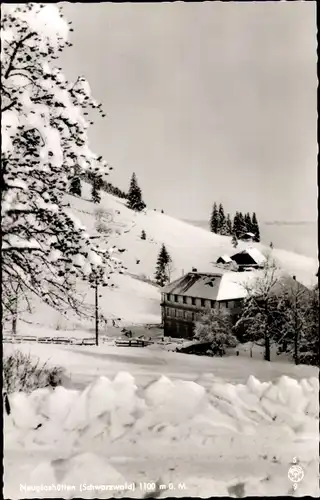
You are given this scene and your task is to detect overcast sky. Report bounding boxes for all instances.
[60,1,317,223]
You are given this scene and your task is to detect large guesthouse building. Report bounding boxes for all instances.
[161,270,247,338]
[161,267,304,339]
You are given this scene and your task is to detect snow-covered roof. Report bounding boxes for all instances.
[162,268,304,302]
[162,271,257,301]
[217,254,232,263]
[242,232,256,238]
[231,248,266,266]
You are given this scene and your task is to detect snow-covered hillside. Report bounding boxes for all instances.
[18,183,318,330]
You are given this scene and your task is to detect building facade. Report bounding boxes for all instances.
[161,272,245,338]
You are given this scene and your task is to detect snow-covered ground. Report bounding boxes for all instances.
[11,182,317,334]
[3,338,318,391]
[4,185,319,497]
[4,370,319,498]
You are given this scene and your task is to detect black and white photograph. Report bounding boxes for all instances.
[1,1,319,498]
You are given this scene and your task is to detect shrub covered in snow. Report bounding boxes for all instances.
[3,351,64,394]
[194,308,238,356]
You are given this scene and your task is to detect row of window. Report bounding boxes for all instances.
[166,294,197,305]
[164,299,242,320]
[166,308,196,320]
[165,294,241,309]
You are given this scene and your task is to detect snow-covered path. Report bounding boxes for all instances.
[4,342,317,392]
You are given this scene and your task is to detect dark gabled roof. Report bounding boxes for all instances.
[231,248,266,266]
[216,254,232,263]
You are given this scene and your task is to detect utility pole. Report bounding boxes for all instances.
[95,276,99,346]
[12,283,19,335]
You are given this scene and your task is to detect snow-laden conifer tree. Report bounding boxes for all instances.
[244,212,252,233]
[209,202,218,233]
[251,212,260,242]
[1,3,124,317]
[226,213,232,235]
[127,172,146,212]
[232,212,240,238]
[217,203,226,234]
[154,244,172,287]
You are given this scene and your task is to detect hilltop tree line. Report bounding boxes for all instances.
[210,203,260,242]
[69,168,127,202]
[69,169,146,211]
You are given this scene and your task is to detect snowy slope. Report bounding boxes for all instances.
[71,183,317,286]
[17,182,318,331]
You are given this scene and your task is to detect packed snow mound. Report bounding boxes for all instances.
[4,373,319,498]
[5,373,318,450]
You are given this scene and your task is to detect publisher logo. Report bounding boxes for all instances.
[288,465,304,484]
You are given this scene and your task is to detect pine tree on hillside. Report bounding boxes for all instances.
[91,175,102,204]
[232,212,241,238]
[231,234,238,248]
[226,213,233,236]
[127,173,146,212]
[244,213,252,233]
[219,218,230,236]
[210,203,219,233]
[154,244,172,287]
[217,203,226,234]
[252,212,260,242]
[69,166,82,197]
[238,212,246,237]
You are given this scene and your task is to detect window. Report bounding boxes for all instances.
[191,312,195,321]
[174,295,178,302]
[173,309,177,317]
[166,307,170,316]
[191,297,196,306]
[166,294,170,301]
[183,296,187,304]
[201,298,205,307]
[211,300,215,308]
[225,301,229,309]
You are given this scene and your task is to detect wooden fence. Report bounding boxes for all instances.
[2,335,98,345]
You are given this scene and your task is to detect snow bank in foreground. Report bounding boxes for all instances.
[4,374,319,498]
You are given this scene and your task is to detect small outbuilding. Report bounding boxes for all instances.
[216,254,233,265]
[230,248,266,271]
[239,232,257,242]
